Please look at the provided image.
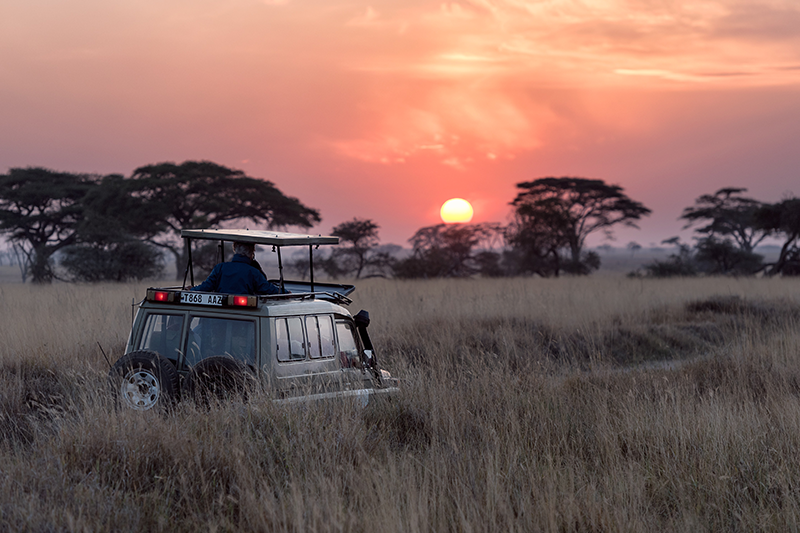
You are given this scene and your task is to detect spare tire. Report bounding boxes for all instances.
[108,350,179,411]
[189,356,257,406]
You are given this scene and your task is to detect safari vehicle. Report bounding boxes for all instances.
[108,228,397,411]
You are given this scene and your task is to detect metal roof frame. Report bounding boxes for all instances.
[180,228,339,293]
[180,229,338,247]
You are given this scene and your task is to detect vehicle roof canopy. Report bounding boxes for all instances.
[180,229,338,247]
[179,228,339,294]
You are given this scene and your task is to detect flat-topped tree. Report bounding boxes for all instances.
[0,168,97,283]
[681,188,769,253]
[129,161,321,277]
[510,177,651,274]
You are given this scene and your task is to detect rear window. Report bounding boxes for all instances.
[184,316,256,367]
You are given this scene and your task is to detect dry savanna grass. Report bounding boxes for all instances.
[2,276,800,531]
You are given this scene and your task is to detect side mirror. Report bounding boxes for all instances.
[354,310,370,328]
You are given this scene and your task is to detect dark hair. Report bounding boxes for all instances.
[233,242,255,256]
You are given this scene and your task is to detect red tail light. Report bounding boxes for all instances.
[146,289,174,303]
[228,295,256,307]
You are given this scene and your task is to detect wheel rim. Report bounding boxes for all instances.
[120,367,161,410]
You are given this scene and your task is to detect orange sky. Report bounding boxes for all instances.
[2,0,800,246]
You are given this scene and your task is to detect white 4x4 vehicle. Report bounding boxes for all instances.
[108,229,397,411]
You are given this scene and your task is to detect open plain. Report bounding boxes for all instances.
[2,276,800,531]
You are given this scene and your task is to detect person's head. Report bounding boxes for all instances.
[233,241,256,260]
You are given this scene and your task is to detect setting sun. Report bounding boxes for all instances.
[440,198,474,223]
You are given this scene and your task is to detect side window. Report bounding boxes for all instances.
[306,315,335,359]
[319,316,335,358]
[184,316,256,366]
[336,321,360,368]
[276,317,305,362]
[138,314,184,359]
[288,318,305,359]
[306,316,321,359]
[275,319,290,362]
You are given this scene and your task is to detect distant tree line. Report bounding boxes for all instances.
[3,163,798,283]
[314,181,799,280]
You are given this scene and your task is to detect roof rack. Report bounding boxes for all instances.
[144,287,353,308]
[179,228,340,293]
[259,291,353,306]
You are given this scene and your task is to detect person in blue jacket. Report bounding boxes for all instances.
[191,241,285,295]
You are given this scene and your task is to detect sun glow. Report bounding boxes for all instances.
[440,198,474,223]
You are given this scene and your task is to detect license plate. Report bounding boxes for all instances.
[180,292,223,306]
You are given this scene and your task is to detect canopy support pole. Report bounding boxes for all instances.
[309,245,315,293]
[182,237,195,289]
[277,246,285,293]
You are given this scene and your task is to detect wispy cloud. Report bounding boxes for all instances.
[326,0,800,165]
[5,0,800,178]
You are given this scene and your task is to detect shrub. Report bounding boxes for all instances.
[60,240,164,282]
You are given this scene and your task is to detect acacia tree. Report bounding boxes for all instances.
[0,167,97,283]
[329,218,381,279]
[129,161,321,277]
[681,188,770,253]
[509,177,650,275]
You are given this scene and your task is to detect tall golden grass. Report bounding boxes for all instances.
[1,276,800,531]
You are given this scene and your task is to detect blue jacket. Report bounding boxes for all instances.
[191,254,283,295]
